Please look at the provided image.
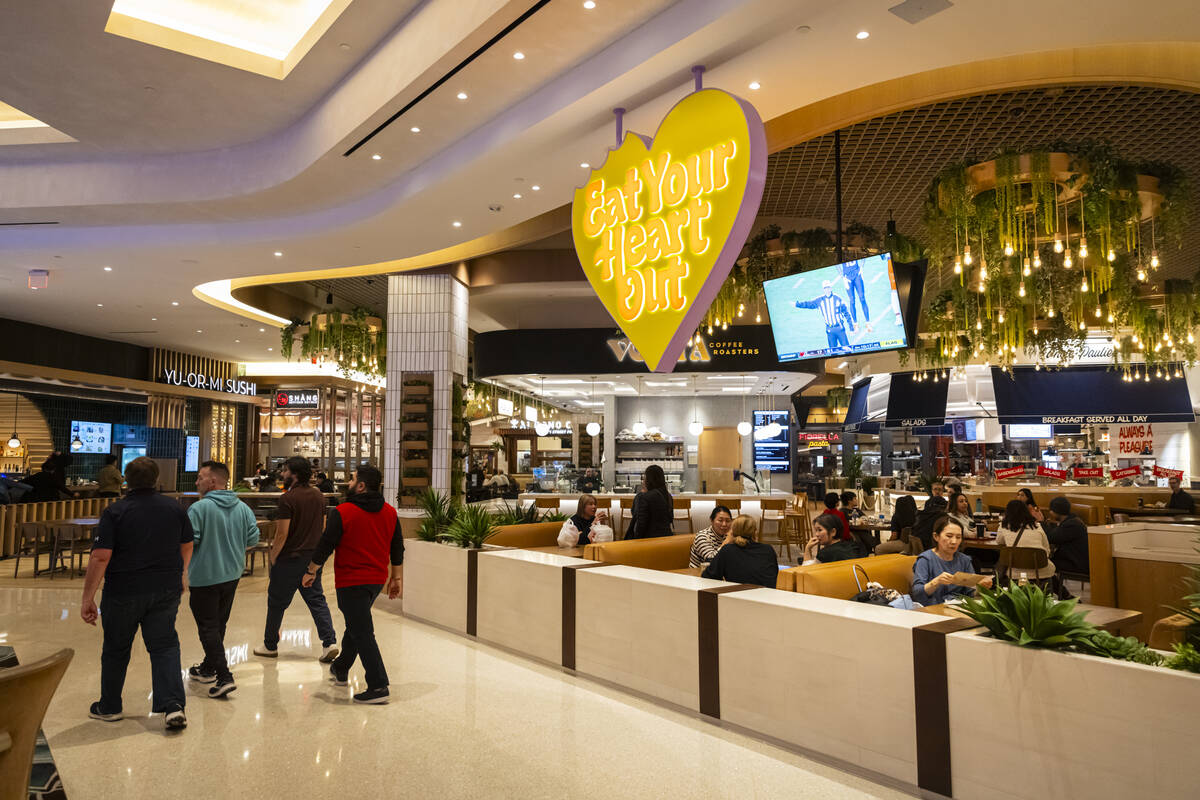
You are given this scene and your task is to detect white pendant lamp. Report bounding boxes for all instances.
[534,421,550,436]
[631,375,647,436]
[6,395,19,449]
[736,373,751,436]
[688,376,703,436]
[586,421,600,437]
[737,421,752,437]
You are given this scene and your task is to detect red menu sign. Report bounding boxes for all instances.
[1153,465,1184,478]
[995,466,1027,479]
[1109,466,1141,480]
[1072,466,1104,478]
[1036,465,1067,479]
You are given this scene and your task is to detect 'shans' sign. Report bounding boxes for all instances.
[161,369,256,396]
[275,390,320,409]
[572,87,766,371]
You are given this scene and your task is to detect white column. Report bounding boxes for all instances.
[383,273,469,503]
[602,394,617,490]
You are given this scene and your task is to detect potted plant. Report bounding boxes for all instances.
[442,504,497,549]
[402,467,430,488]
[761,223,782,253]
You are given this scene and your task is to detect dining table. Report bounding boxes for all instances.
[524,545,587,558]
[1111,505,1191,517]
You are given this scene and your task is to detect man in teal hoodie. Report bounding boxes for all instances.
[186,460,259,698]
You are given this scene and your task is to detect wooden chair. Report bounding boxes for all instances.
[996,546,1052,588]
[721,498,742,514]
[533,497,560,514]
[12,523,52,578]
[245,520,275,576]
[759,498,791,560]
[618,496,635,539]
[789,495,813,550]
[47,525,89,580]
[0,648,74,800]
[672,497,694,533]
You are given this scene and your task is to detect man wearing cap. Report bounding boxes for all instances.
[795,280,856,351]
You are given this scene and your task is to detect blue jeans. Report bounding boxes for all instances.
[99,589,185,713]
[331,584,387,690]
[844,272,869,322]
[264,554,337,648]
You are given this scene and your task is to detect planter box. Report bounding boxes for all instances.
[402,539,471,633]
[402,402,429,414]
[402,384,432,397]
[402,476,430,487]
[402,440,429,450]
[399,495,420,507]
[405,458,430,469]
[402,422,430,432]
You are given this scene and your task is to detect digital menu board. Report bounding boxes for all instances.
[752,410,790,473]
[70,421,112,454]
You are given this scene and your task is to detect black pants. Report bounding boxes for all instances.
[331,584,387,690]
[100,589,185,713]
[189,579,239,681]
[264,554,336,648]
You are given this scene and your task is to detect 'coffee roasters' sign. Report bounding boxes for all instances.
[572,84,766,372]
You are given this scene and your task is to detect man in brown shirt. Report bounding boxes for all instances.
[253,456,338,661]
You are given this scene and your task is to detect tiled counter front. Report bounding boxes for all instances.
[718,589,931,785]
[574,565,727,711]
[945,629,1200,799]
[402,539,471,634]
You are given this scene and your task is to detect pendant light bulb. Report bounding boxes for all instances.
[631,420,647,437]
[1063,251,1073,268]
[1107,249,1116,262]
[755,313,761,323]
[1079,236,1088,259]
[1189,332,1195,344]
[1018,282,1026,298]
[707,324,713,335]
[998,310,1005,323]
[1079,321,1087,331]
[586,421,600,437]
[963,245,973,266]
[975,319,982,330]
[1033,252,1042,269]
[1048,308,1056,318]
[1137,268,1147,282]
[979,265,988,281]
[1151,251,1160,269]
[689,420,704,436]
[1107,312,1114,323]
[953,258,962,274]
[1053,238,1063,253]
[1022,258,1031,276]
[1004,243,1014,257]
[737,420,752,436]
[6,433,19,449]
[1080,278,1088,292]
[1094,306,1102,318]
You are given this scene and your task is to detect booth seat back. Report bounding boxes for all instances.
[786,554,917,600]
[485,521,563,549]
[582,534,694,570]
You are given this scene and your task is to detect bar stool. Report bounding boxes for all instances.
[534,497,560,515]
[618,496,635,538]
[721,498,742,515]
[759,498,791,560]
[790,495,813,550]
[672,497,694,533]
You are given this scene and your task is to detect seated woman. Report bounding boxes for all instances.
[947,492,975,534]
[876,494,918,554]
[911,516,994,605]
[701,515,778,588]
[822,493,852,540]
[1016,487,1044,523]
[995,499,1056,582]
[840,490,864,522]
[801,514,861,565]
[560,494,609,547]
[689,504,733,568]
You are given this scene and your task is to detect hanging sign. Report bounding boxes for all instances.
[1072,466,1104,479]
[1116,423,1155,456]
[1153,464,1184,478]
[1036,465,1067,479]
[994,466,1027,480]
[572,87,766,372]
[1110,466,1142,480]
[275,389,319,409]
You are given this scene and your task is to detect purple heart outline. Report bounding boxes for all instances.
[573,88,767,372]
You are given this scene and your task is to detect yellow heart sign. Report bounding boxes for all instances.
[571,88,766,372]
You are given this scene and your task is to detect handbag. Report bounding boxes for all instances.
[850,563,901,605]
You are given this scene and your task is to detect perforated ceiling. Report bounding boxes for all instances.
[761,84,1200,280]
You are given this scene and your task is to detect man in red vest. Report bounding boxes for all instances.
[302,464,403,705]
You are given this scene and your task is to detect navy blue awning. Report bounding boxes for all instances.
[884,372,950,429]
[842,379,872,433]
[912,424,953,436]
[990,367,1195,425]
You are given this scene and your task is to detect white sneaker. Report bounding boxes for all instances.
[319,645,340,663]
[164,707,187,730]
[253,644,278,658]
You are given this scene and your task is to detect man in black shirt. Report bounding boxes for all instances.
[81,457,193,731]
[1166,476,1195,513]
[1045,496,1089,576]
[576,468,601,494]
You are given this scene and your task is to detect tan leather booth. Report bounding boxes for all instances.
[782,554,917,600]
[485,522,562,548]
[582,534,694,570]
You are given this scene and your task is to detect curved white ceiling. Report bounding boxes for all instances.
[2,0,1198,363]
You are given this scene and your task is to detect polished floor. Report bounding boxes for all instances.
[1,571,914,799]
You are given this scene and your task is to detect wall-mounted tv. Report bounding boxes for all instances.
[1007,424,1052,440]
[762,253,912,362]
[70,421,111,454]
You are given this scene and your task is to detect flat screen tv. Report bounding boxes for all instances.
[752,410,790,474]
[763,253,914,362]
[1008,424,1052,440]
[69,421,111,454]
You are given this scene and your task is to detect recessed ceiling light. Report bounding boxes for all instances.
[456,91,468,100]
[196,329,203,333]
[172,301,180,306]
[103,266,113,272]
[580,162,590,169]
[583,0,596,7]
[748,81,761,90]
[259,327,266,332]
[513,193,522,199]
[452,221,462,228]
[96,303,103,307]
[410,126,420,133]
[531,184,540,191]
[338,42,351,50]
[513,51,525,60]
[274,251,283,256]
[151,317,157,321]
[267,347,273,351]
[371,153,382,160]
[235,339,240,342]
[856,30,870,39]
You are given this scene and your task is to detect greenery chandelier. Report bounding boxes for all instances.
[280,307,386,379]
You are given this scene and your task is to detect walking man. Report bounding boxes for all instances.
[255,456,338,661]
[795,280,857,351]
[303,464,403,705]
[186,460,259,697]
[81,456,192,730]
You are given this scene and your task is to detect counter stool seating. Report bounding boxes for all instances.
[759,498,791,560]
[0,648,74,800]
[618,497,635,538]
[533,497,560,513]
[672,498,694,533]
[996,546,1051,587]
[789,496,813,549]
[722,498,742,514]
[13,522,52,578]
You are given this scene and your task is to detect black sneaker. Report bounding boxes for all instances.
[164,705,187,730]
[188,664,217,684]
[352,687,389,705]
[208,678,236,698]
[88,701,122,722]
[328,666,348,687]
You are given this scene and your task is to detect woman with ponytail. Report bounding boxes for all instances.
[700,515,779,588]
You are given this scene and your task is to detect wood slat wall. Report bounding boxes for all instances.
[149,348,237,387]
[0,393,53,473]
[147,395,186,429]
[0,497,120,557]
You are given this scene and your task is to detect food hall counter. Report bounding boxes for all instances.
[517,491,795,534]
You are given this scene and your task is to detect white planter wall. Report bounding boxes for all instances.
[402,539,470,633]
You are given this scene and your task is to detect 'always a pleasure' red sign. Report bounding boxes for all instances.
[1036,465,1067,479]
[994,466,1027,480]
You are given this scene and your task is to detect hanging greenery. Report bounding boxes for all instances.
[916,142,1193,379]
[278,306,386,379]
